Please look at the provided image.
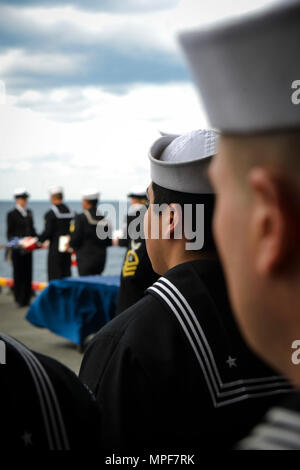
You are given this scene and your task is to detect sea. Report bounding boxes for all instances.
[0,200,128,283]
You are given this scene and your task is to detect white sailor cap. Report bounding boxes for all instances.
[179,1,300,133]
[149,129,218,194]
[82,189,100,200]
[49,186,64,196]
[127,186,147,199]
[13,187,29,198]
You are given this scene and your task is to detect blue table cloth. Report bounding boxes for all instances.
[26,275,120,346]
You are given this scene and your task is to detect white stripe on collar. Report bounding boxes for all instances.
[238,407,300,450]
[51,204,74,219]
[84,209,108,226]
[148,277,291,408]
[1,334,70,449]
[16,204,27,217]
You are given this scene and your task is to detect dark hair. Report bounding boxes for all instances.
[152,181,216,253]
[88,199,98,207]
[52,192,63,200]
[133,196,148,204]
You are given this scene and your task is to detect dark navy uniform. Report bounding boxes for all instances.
[70,207,112,276]
[39,204,74,281]
[0,333,101,449]
[7,207,37,306]
[238,391,300,449]
[115,204,158,315]
[79,259,291,450]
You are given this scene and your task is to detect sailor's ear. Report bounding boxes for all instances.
[168,203,183,238]
[247,167,296,275]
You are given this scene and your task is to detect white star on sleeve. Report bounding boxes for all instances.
[22,431,33,446]
[226,356,237,368]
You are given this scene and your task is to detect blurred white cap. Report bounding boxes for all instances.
[14,187,29,198]
[127,186,147,199]
[49,186,64,196]
[82,189,100,200]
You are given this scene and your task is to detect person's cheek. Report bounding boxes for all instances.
[143,207,150,240]
[145,206,156,263]
[213,198,227,262]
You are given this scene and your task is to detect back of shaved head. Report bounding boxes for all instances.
[220,131,300,207]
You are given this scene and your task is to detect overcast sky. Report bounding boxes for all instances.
[0,0,277,200]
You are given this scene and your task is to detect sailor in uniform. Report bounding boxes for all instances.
[179,1,300,449]
[79,130,291,450]
[114,186,158,315]
[6,188,37,306]
[69,190,112,276]
[38,187,74,281]
[0,332,101,449]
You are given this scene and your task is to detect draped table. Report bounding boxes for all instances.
[26,275,120,349]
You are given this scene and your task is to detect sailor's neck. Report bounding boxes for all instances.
[165,250,218,273]
[16,203,27,214]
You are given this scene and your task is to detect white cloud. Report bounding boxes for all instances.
[0,0,278,93]
[7,0,277,52]
[0,0,280,199]
[175,0,278,29]
[0,82,207,199]
[0,4,179,55]
[0,48,83,76]
[13,82,207,125]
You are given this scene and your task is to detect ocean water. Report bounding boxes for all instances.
[0,200,128,283]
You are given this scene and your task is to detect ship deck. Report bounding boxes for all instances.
[0,289,82,374]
